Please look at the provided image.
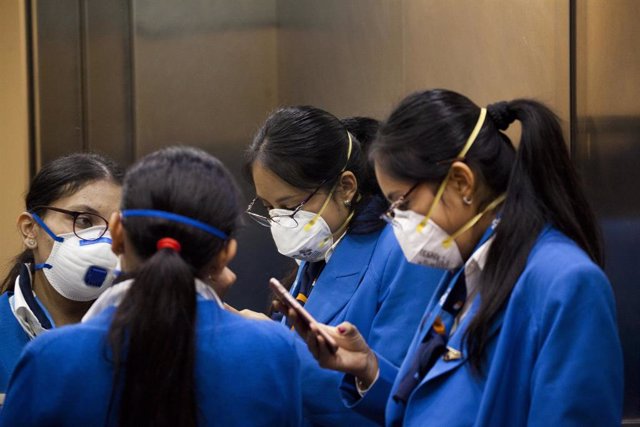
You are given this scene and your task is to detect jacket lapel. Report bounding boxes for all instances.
[419,296,505,385]
[389,271,453,398]
[303,233,377,324]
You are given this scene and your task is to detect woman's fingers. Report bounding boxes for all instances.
[288,309,312,336]
[272,299,283,313]
[305,324,321,359]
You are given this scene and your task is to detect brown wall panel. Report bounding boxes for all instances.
[574,0,640,418]
[403,0,570,133]
[132,29,278,155]
[32,0,84,164]
[0,0,30,279]
[277,0,569,134]
[131,0,284,310]
[277,0,404,119]
[83,0,134,166]
[132,0,277,156]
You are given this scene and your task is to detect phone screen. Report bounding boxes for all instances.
[269,278,338,354]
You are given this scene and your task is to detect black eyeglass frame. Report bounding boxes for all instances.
[380,182,421,226]
[379,154,468,226]
[246,177,332,228]
[31,205,110,241]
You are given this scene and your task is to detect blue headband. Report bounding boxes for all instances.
[121,209,228,240]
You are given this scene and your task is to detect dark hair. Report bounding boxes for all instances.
[372,89,602,370]
[245,106,386,234]
[0,153,124,293]
[108,146,242,427]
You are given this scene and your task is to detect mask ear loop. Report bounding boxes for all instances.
[416,108,487,234]
[442,193,506,248]
[30,212,64,242]
[303,132,354,232]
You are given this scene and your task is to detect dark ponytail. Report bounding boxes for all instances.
[466,99,603,369]
[341,116,387,234]
[245,107,386,234]
[109,248,198,427]
[372,89,602,371]
[108,146,241,427]
[1,153,124,293]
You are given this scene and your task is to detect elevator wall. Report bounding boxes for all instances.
[6,0,639,419]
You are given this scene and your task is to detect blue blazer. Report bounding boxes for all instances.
[0,293,30,395]
[0,299,302,427]
[341,227,623,426]
[289,224,443,426]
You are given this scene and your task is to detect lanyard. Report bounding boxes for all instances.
[419,218,498,336]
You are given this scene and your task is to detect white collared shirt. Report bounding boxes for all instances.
[82,277,224,322]
[9,271,51,339]
[458,235,494,323]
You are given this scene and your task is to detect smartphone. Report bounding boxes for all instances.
[269,278,338,354]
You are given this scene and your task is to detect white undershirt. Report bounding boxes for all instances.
[82,278,223,322]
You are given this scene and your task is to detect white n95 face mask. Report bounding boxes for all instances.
[35,226,118,301]
[267,133,356,263]
[269,209,334,262]
[391,209,464,270]
[390,107,492,270]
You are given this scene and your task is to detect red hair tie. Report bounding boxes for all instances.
[156,237,181,253]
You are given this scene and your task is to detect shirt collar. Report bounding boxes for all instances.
[466,235,494,272]
[9,269,52,339]
[325,229,349,262]
[82,277,224,322]
[462,235,494,295]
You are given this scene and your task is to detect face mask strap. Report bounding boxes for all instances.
[416,108,487,233]
[442,193,506,248]
[120,209,228,240]
[29,212,64,242]
[318,208,356,249]
[303,132,354,232]
[303,180,339,232]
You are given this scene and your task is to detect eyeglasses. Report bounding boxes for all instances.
[380,183,421,227]
[246,178,330,229]
[32,206,110,241]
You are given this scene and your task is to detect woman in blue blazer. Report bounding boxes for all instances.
[0,147,301,427]
[286,90,623,426]
[0,153,123,399]
[242,109,443,426]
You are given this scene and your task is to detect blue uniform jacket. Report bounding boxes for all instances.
[289,224,443,426]
[341,227,623,426]
[0,299,302,426]
[0,293,30,394]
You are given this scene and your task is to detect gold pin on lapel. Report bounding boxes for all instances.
[442,346,462,362]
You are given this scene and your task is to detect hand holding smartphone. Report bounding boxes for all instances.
[269,278,338,354]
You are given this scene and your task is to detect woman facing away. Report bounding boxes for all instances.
[0,146,302,427]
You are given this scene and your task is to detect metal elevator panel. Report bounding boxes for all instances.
[574,0,640,419]
[31,0,134,166]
